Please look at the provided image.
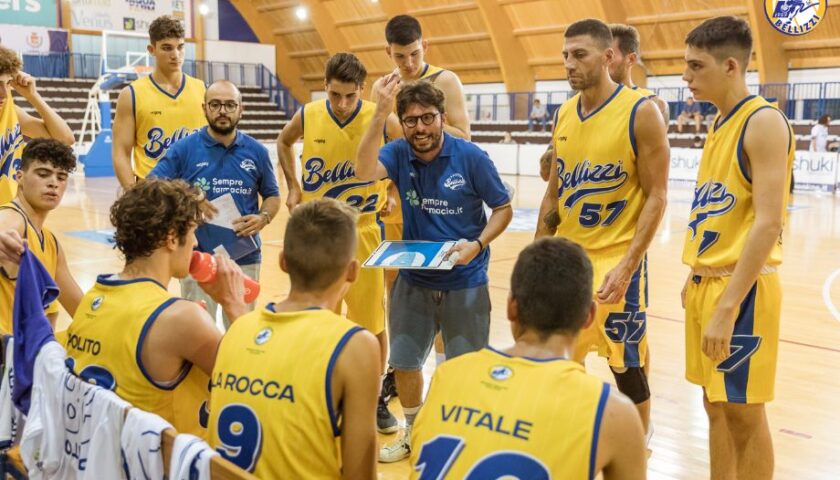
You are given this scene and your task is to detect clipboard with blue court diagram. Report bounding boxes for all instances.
[364,241,457,270]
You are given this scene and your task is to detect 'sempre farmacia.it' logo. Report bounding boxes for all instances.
[765,0,827,36]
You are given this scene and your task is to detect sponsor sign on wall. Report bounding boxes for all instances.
[0,0,59,27]
[70,0,193,36]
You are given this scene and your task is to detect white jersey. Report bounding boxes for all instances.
[20,341,129,479]
[169,433,217,480]
[121,408,173,480]
[0,336,23,448]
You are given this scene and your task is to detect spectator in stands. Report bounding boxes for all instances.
[150,80,280,329]
[692,136,704,148]
[810,114,831,152]
[676,96,702,133]
[499,131,517,144]
[0,45,75,205]
[529,99,548,131]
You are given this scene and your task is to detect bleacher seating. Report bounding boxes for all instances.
[17,77,289,143]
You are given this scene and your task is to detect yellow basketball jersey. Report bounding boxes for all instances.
[208,305,362,476]
[65,276,209,436]
[553,84,648,253]
[300,99,386,217]
[129,73,206,178]
[410,347,610,480]
[631,85,656,98]
[0,202,59,333]
[382,63,448,226]
[0,98,23,205]
[682,96,794,268]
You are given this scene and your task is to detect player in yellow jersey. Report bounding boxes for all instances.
[0,46,74,205]
[0,139,82,332]
[536,19,669,438]
[608,24,670,122]
[209,198,380,479]
[681,17,793,479]
[410,237,646,479]
[64,179,248,436]
[276,52,402,433]
[112,16,206,188]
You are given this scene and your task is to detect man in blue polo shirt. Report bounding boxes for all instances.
[150,79,280,328]
[357,79,513,462]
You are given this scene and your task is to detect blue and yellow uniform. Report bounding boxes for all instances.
[208,305,362,477]
[0,97,24,205]
[0,202,59,333]
[552,84,650,368]
[65,275,210,436]
[410,347,611,479]
[128,73,205,178]
[300,98,386,333]
[683,95,793,404]
[631,85,657,99]
[382,63,449,240]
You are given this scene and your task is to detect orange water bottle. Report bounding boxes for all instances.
[189,251,260,303]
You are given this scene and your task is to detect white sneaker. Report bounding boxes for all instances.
[379,426,411,463]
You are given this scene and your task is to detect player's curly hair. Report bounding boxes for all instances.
[111,179,203,264]
[0,45,22,76]
[20,138,77,173]
[149,15,185,45]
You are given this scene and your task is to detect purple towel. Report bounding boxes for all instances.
[12,247,58,414]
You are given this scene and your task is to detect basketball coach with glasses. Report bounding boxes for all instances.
[150,79,280,328]
[356,78,512,462]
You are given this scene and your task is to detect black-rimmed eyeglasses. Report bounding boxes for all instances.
[401,112,439,128]
[207,101,239,113]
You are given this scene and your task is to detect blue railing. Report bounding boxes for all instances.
[22,52,297,113]
[469,82,840,122]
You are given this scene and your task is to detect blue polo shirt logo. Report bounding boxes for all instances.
[240,159,257,173]
[194,177,210,192]
[443,173,466,191]
[406,189,420,207]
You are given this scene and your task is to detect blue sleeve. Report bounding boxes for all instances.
[255,144,281,198]
[379,141,402,183]
[470,147,511,209]
[148,141,182,179]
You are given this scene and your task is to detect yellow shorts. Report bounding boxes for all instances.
[574,252,649,369]
[685,272,780,404]
[383,221,402,242]
[343,217,386,334]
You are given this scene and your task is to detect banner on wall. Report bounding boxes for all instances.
[0,24,69,54]
[70,0,193,37]
[792,151,839,192]
[0,0,59,27]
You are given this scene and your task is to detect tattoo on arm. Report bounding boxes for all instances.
[543,209,560,229]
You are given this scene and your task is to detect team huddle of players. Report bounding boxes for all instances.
[0,10,793,480]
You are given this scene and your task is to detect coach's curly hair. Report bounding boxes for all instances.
[110,179,203,263]
[21,138,76,172]
[149,15,185,45]
[0,45,22,76]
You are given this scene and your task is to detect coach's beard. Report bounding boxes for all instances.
[209,116,239,135]
[408,130,443,154]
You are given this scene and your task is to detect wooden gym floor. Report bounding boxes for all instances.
[52,174,840,479]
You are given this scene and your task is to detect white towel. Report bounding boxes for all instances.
[120,408,173,480]
[168,433,218,480]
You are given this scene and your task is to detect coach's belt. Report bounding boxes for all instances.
[691,264,777,277]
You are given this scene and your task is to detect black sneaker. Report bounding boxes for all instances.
[377,396,399,434]
[382,368,398,402]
